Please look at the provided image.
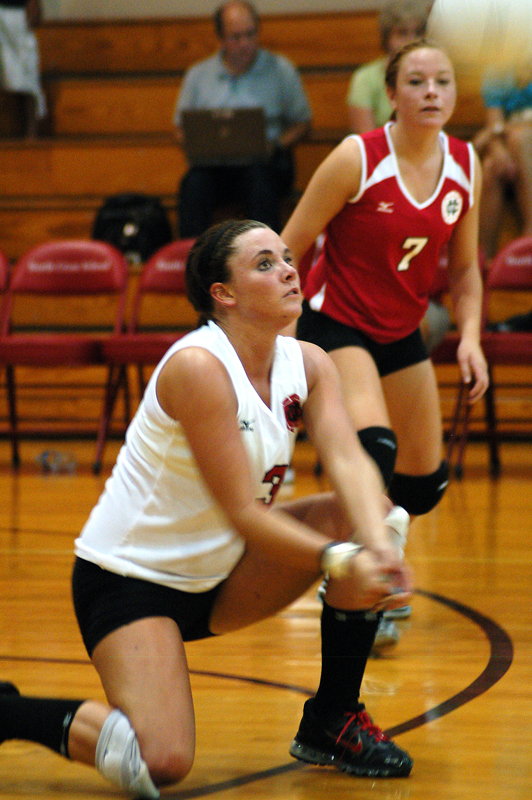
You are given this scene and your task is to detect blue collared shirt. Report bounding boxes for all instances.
[174,48,311,142]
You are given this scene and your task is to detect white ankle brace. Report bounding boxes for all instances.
[96,710,159,799]
[384,506,410,558]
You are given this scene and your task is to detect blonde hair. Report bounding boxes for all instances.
[379,0,429,51]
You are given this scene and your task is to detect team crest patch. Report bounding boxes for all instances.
[441,191,463,224]
[283,394,303,432]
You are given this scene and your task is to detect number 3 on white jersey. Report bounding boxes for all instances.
[397,237,428,271]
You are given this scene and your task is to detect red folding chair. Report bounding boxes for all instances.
[0,240,129,469]
[480,236,532,474]
[95,238,197,472]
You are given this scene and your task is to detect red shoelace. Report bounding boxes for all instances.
[336,709,388,747]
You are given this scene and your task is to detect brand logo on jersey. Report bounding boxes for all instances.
[377,201,394,213]
[441,191,463,224]
[239,419,255,432]
[283,394,303,432]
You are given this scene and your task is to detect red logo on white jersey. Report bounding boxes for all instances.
[283,394,302,432]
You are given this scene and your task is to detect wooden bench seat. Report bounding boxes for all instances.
[36,13,382,76]
[0,136,185,197]
[0,135,334,260]
[44,72,354,137]
[44,69,485,139]
[0,137,184,259]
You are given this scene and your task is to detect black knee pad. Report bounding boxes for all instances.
[357,426,397,488]
[388,461,449,516]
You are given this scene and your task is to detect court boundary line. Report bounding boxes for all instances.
[0,588,514,797]
[173,588,515,797]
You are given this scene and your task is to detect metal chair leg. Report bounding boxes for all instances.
[93,364,127,474]
[445,381,470,479]
[6,365,20,469]
[483,366,500,478]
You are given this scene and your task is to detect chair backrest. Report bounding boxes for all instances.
[485,237,532,326]
[129,238,196,332]
[10,240,128,294]
[138,239,194,294]
[2,240,129,336]
[488,236,532,291]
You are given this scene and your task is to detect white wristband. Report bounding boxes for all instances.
[320,541,364,580]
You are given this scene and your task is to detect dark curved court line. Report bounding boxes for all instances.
[0,589,514,798]
[170,588,515,798]
[386,589,514,737]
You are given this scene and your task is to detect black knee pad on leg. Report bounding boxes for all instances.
[388,461,449,515]
[357,426,397,488]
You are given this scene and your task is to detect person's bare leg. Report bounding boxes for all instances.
[506,122,532,235]
[478,150,507,258]
[328,346,391,431]
[382,359,443,476]
[67,701,112,765]
[90,617,196,785]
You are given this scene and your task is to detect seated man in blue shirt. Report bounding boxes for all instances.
[174,0,312,237]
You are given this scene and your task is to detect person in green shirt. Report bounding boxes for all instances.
[347,0,428,134]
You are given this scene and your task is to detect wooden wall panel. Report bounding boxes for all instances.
[2,364,530,442]
[45,71,485,140]
[37,13,381,76]
[293,140,335,191]
[47,77,181,136]
[0,204,96,262]
[0,139,185,197]
[46,74,351,138]
[37,18,216,75]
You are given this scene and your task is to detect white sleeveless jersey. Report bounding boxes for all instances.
[75,321,308,592]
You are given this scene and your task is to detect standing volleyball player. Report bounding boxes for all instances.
[0,220,413,797]
[282,40,488,525]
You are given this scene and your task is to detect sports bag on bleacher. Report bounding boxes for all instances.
[92,192,173,265]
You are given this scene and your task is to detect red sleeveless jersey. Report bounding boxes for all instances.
[304,123,475,343]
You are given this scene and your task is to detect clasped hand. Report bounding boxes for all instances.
[323,545,413,613]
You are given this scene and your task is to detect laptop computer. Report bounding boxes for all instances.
[181,108,268,166]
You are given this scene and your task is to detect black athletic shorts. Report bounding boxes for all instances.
[297,300,429,378]
[72,557,220,657]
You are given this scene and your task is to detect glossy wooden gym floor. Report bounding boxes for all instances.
[0,436,530,800]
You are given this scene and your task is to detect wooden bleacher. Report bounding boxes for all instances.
[0,12,529,451]
[0,11,486,261]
